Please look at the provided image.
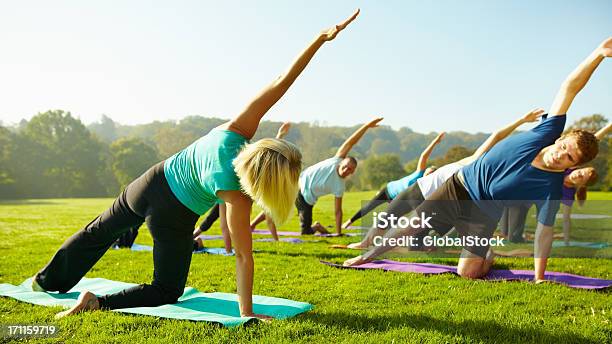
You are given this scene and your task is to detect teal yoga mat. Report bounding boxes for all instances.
[0,277,313,327]
[552,241,609,249]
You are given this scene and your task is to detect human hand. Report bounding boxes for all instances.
[366,117,384,128]
[522,108,545,123]
[597,37,612,57]
[321,9,360,42]
[434,132,446,144]
[276,122,291,139]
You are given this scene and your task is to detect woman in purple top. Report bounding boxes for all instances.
[559,122,611,245]
[561,165,599,244]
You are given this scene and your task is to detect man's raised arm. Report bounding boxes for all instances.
[335,117,383,158]
[549,37,611,116]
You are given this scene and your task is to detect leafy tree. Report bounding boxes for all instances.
[359,154,406,190]
[0,127,16,197]
[22,110,106,197]
[88,114,118,142]
[110,137,159,188]
[154,127,199,159]
[431,145,474,167]
[567,114,608,133]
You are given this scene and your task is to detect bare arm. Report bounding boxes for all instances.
[336,117,383,158]
[534,222,554,281]
[549,37,611,116]
[595,122,612,140]
[218,203,233,253]
[217,191,263,318]
[469,108,545,160]
[227,10,360,139]
[275,122,291,139]
[334,197,343,235]
[416,132,445,171]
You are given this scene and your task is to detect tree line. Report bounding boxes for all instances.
[0,110,609,199]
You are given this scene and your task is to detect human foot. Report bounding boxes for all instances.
[312,222,329,234]
[55,291,100,319]
[31,276,46,292]
[347,242,368,250]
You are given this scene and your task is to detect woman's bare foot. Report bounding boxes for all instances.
[55,291,100,319]
[347,242,368,250]
[343,255,371,267]
[31,276,46,292]
[312,222,329,234]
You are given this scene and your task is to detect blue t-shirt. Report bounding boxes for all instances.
[461,115,566,226]
[164,129,248,215]
[299,157,345,205]
[386,170,425,199]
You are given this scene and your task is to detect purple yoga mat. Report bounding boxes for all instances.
[255,238,304,243]
[321,260,612,290]
[252,229,360,237]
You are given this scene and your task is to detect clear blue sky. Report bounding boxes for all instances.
[0,0,610,133]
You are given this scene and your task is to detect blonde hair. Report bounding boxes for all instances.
[233,138,302,225]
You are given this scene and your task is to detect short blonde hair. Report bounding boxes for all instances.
[233,138,302,225]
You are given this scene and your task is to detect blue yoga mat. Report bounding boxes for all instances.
[115,244,235,255]
[552,241,609,249]
[193,247,235,256]
[0,277,313,327]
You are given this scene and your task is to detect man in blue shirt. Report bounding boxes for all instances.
[346,37,611,282]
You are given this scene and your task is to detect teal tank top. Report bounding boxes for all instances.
[164,129,248,215]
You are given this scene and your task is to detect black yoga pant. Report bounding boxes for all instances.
[198,204,220,232]
[499,205,530,243]
[295,192,314,235]
[35,161,200,309]
[114,225,141,248]
[348,187,392,224]
[378,183,426,229]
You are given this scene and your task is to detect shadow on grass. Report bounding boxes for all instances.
[300,311,599,343]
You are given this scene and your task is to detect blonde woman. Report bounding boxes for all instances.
[191,122,293,251]
[32,9,360,320]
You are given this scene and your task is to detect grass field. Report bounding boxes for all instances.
[0,192,611,343]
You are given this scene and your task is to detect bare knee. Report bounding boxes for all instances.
[457,255,486,279]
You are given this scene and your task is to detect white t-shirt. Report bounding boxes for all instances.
[416,162,464,199]
[299,157,345,205]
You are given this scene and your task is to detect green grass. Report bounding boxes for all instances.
[0,192,611,343]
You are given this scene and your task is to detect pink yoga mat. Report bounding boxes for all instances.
[321,260,612,290]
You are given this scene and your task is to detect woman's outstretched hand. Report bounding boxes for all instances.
[598,37,612,58]
[276,122,291,139]
[366,117,384,128]
[321,9,360,42]
[522,108,546,123]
